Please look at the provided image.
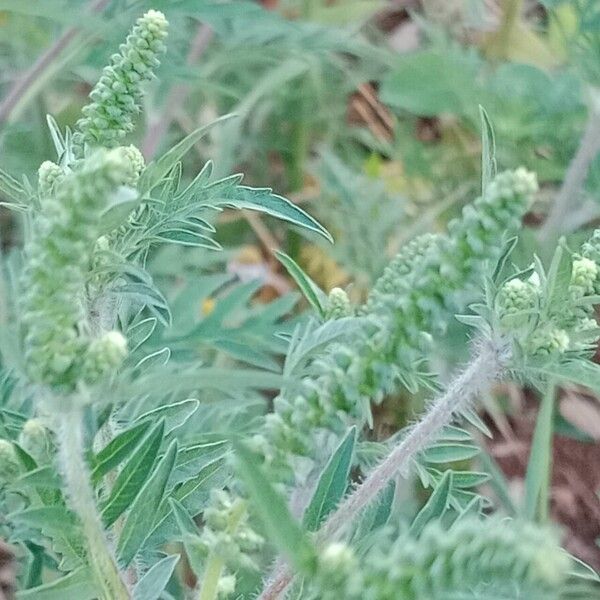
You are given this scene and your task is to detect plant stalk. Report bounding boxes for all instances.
[198,497,246,600]
[198,553,225,600]
[524,381,556,522]
[258,339,508,600]
[58,406,130,600]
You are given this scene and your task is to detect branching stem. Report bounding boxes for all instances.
[258,339,509,600]
[57,405,130,600]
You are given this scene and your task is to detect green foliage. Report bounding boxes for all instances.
[1,4,600,600]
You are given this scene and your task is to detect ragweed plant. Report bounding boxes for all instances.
[0,9,328,600]
[1,7,600,600]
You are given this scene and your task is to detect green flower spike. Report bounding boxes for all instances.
[73,10,168,155]
[362,517,570,600]
[21,148,132,388]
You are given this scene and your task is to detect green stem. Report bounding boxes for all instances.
[524,381,556,522]
[58,406,130,600]
[198,498,247,599]
[198,553,225,600]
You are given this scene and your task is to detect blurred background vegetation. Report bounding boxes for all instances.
[1,0,599,577]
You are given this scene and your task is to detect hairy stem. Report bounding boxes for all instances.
[259,339,508,600]
[58,406,130,600]
[539,92,600,247]
[320,341,505,539]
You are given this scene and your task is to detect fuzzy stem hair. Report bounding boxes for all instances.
[258,337,509,600]
[57,405,130,600]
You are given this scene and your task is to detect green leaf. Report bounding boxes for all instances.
[127,317,157,353]
[140,115,234,193]
[545,240,572,315]
[171,440,229,486]
[568,556,600,583]
[117,440,179,567]
[275,251,327,317]
[16,566,97,599]
[0,165,28,209]
[427,468,489,489]
[530,360,600,395]
[234,442,317,575]
[352,481,396,541]
[409,470,453,536]
[115,282,171,327]
[303,427,356,531]
[11,466,61,491]
[91,421,150,484]
[155,227,221,249]
[492,236,518,283]
[212,186,332,242]
[101,420,165,527]
[524,383,556,521]
[421,443,479,464]
[146,457,228,548]
[10,507,85,570]
[46,114,65,158]
[169,498,204,577]
[479,105,497,195]
[12,443,38,472]
[132,554,180,600]
[134,399,200,435]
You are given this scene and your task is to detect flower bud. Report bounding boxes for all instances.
[570,257,598,299]
[325,287,352,319]
[82,331,128,383]
[38,161,64,197]
[18,419,53,465]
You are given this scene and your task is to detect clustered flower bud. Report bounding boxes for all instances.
[38,161,65,198]
[200,490,263,570]
[21,149,130,388]
[121,144,145,187]
[497,231,600,358]
[357,517,569,599]
[315,542,363,599]
[497,277,539,329]
[444,168,537,301]
[82,331,128,384]
[365,233,438,312]
[569,257,598,299]
[73,10,168,155]
[528,328,570,355]
[325,287,352,319]
[18,419,53,465]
